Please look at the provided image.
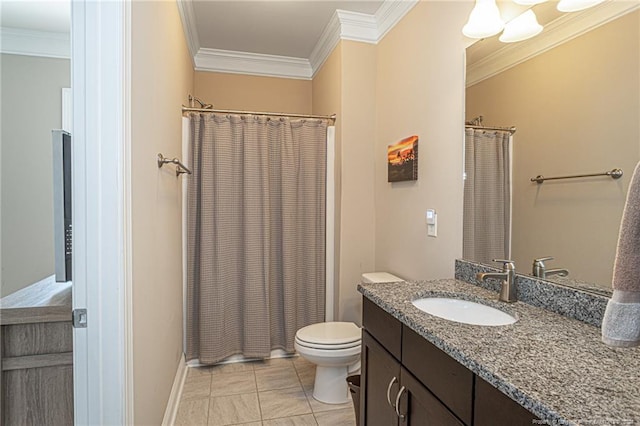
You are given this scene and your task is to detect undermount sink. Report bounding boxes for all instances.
[412,297,517,326]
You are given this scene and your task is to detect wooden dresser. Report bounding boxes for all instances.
[0,278,73,425]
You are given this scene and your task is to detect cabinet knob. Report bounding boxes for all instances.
[386,377,398,408]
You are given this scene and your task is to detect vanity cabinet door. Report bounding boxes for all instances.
[398,368,465,426]
[362,330,401,426]
[474,376,540,426]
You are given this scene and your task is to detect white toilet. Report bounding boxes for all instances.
[295,272,404,404]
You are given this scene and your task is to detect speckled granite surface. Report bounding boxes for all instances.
[455,259,609,327]
[358,278,640,426]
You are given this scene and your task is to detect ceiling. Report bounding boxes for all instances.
[192,1,384,59]
[0,1,70,33]
[3,0,635,81]
[179,0,417,78]
[0,0,407,77]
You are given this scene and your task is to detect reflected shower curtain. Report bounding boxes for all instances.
[463,129,512,264]
[185,113,327,364]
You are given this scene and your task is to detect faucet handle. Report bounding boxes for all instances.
[533,256,554,264]
[492,259,515,270]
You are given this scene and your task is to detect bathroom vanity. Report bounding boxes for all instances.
[0,278,73,425]
[358,261,640,425]
[361,298,536,425]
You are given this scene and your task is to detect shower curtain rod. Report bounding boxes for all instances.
[182,106,336,123]
[465,124,516,134]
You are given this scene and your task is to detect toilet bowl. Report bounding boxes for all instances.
[295,322,361,404]
[295,272,404,404]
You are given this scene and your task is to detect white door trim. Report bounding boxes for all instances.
[71,1,132,424]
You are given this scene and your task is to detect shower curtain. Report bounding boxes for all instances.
[185,113,327,364]
[463,128,512,264]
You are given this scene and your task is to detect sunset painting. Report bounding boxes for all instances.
[387,135,418,182]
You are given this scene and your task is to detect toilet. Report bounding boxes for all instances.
[295,272,404,404]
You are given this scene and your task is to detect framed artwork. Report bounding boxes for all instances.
[387,135,418,182]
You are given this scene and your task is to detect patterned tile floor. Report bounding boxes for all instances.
[175,356,357,426]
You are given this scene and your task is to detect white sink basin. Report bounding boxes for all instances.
[412,297,517,326]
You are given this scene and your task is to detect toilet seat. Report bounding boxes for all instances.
[295,336,361,350]
[295,322,361,347]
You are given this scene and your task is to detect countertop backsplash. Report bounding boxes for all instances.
[455,259,609,327]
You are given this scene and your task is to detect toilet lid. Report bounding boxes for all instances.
[296,322,361,346]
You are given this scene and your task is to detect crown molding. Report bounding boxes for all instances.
[337,10,378,43]
[309,1,418,76]
[177,0,200,63]
[375,0,419,42]
[191,0,419,79]
[308,11,342,75]
[0,27,70,59]
[466,1,640,87]
[194,48,313,80]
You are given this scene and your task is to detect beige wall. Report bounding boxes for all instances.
[311,40,378,325]
[0,54,70,297]
[337,41,377,324]
[374,1,469,281]
[312,43,343,319]
[194,71,312,113]
[130,1,193,424]
[466,11,640,288]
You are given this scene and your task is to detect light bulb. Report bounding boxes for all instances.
[557,0,605,12]
[462,0,505,39]
[499,9,543,43]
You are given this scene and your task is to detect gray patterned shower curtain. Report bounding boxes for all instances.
[185,113,327,364]
[463,128,512,264]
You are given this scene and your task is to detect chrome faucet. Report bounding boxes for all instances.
[532,257,569,279]
[476,259,517,303]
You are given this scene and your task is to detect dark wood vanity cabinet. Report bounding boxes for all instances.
[361,331,401,425]
[362,331,463,426]
[474,377,539,426]
[361,297,538,426]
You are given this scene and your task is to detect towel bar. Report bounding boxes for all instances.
[531,168,623,184]
[157,153,191,176]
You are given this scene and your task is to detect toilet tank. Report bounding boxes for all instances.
[361,272,404,283]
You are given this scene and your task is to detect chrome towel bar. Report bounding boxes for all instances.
[157,153,192,176]
[531,168,623,184]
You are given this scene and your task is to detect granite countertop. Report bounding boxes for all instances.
[358,279,640,426]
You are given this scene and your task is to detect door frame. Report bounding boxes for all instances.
[71,1,133,424]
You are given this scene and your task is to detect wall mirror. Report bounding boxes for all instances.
[464,1,639,295]
[0,2,71,297]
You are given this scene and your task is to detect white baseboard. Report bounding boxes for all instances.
[162,353,188,426]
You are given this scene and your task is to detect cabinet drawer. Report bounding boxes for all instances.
[474,376,539,426]
[362,298,402,360]
[2,322,72,357]
[402,325,473,425]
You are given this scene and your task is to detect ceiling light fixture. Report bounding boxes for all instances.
[557,0,605,12]
[499,9,543,43]
[462,0,505,39]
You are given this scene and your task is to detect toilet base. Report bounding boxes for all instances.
[312,365,350,404]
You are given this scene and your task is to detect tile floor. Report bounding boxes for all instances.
[175,356,357,426]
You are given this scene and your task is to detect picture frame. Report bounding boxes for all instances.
[387,135,418,182]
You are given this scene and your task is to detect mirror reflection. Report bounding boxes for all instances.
[0,1,71,297]
[464,3,639,294]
